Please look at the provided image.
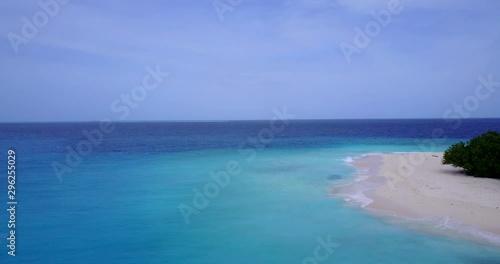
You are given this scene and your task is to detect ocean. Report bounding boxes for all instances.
[1,119,500,263]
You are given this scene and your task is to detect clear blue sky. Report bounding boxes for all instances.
[1,0,499,122]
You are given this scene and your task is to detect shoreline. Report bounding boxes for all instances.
[333,152,500,246]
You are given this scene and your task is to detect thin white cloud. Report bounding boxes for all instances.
[336,0,471,13]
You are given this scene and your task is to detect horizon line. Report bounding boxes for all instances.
[2,117,500,124]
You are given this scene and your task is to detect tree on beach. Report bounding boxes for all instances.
[442,131,500,179]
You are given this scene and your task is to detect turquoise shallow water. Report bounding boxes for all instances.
[1,120,500,263]
[162,146,500,264]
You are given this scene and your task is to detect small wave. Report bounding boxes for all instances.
[381,215,500,246]
[337,191,374,208]
[360,152,383,157]
[333,152,387,207]
[342,156,355,164]
[435,217,500,246]
[348,192,374,208]
[341,152,384,165]
[332,176,381,208]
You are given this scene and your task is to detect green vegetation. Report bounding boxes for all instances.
[442,131,500,179]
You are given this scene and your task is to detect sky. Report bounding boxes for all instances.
[0,0,499,122]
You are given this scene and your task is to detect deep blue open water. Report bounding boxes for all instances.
[1,119,500,263]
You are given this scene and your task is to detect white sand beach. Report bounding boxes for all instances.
[335,152,500,244]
